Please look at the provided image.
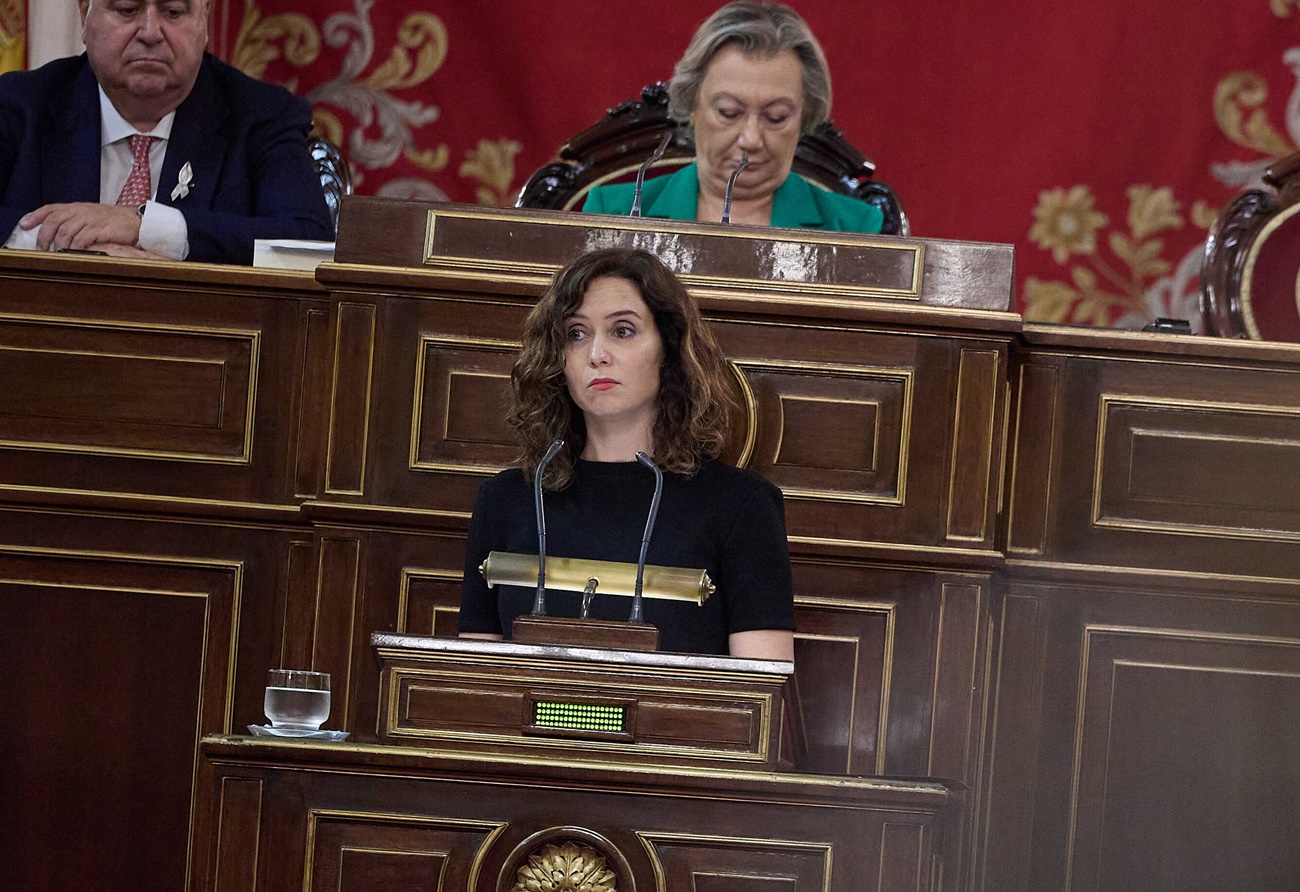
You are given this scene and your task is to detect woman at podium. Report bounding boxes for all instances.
[583,1,881,233]
[458,248,795,660]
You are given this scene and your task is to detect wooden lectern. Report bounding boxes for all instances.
[371,632,795,770]
[188,197,1012,892]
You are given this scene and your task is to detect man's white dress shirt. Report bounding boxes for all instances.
[4,87,190,259]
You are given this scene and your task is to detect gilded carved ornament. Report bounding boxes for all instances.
[512,841,618,892]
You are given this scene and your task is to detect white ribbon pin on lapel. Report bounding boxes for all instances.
[171,162,194,201]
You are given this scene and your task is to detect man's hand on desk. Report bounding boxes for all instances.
[18,202,141,253]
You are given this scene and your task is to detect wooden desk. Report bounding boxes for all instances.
[195,737,952,892]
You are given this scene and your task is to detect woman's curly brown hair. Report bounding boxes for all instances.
[509,248,735,489]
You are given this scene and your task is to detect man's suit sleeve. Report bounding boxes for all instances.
[0,77,28,240]
[179,90,334,264]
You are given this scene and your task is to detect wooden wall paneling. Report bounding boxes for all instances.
[307,810,507,892]
[398,562,468,640]
[1070,623,1300,892]
[212,778,264,892]
[310,530,365,732]
[990,571,1300,892]
[292,304,336,500]
[1005,360,1063,556]
[790,584,892,777]
[348,290,529,516]
[305,524,472,743]
[974,588,1049,892]
[0,258,326,511]
[324,296,379,497]
[712,316,1007,555]
[0,505,305,892]
[927,582,988,782]
[788,559,991,788]
[944,348,1005,546]
[280,537,321,671]
[1013,332,1300,577]
[639,832,835,890]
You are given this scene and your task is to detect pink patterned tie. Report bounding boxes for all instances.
[115,134,156,207]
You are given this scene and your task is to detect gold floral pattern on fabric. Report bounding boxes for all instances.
[1214,70,1297,157]
[1271,0,1300,16]
[232,0,454,194]
[311,108,345,148]
[406,145,451,173]
[231,0,320,83]
[0,0,24,74]
[512,841,618,892]
[1027,35,1300,330]
[361,13,448,91]
[1024,185,1208,327]
[460,138,523,205]
[1028,186,1108,264]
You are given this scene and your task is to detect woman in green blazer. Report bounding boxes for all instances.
[583,2,883,235]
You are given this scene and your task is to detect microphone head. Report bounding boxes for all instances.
[635,451,658,471]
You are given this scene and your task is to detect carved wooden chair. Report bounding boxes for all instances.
[516,83,909,236]
[1200,150,1300,341]
[308,136,353,234]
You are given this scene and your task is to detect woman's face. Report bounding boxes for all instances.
[563,276,664,437]
[692,44,805,206]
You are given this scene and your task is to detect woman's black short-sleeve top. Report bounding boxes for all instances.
[458,459,795,655]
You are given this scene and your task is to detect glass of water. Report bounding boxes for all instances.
[264,669,331,730]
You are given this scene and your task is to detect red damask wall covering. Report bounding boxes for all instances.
[207,1,1298,326]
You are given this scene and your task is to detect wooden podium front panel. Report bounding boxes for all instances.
[319,286,1008,557]
[984,571,1300,892]
[1007,327,1300,577]
[0,253,329,509]
[985,327,1300,892]
[791,561,989,784]
[0,505,307,892]
[195,738,951,892]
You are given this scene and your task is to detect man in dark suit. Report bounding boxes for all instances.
[0,0,334,264]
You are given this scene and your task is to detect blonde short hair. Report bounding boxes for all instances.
[667,2,832,134]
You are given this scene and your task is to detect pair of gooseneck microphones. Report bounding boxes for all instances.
[629,130,750,223]
[531,440,664,625]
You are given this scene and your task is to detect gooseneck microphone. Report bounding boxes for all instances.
[630,452,665,623]
[531,439,565,616]
[720,152,750,224]
[630,131,674,218]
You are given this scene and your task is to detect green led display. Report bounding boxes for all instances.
[532,700,626,733]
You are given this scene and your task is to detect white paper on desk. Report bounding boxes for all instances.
[253,239,335,270]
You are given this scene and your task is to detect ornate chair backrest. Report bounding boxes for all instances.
[308,136,353,235]
[1201,150,1300,341]
[516,83,909,236]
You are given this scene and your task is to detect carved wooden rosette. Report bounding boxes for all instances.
[512,841,619,892]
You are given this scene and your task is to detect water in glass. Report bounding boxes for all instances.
[264,686,331,730]
[264,669,331,730]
